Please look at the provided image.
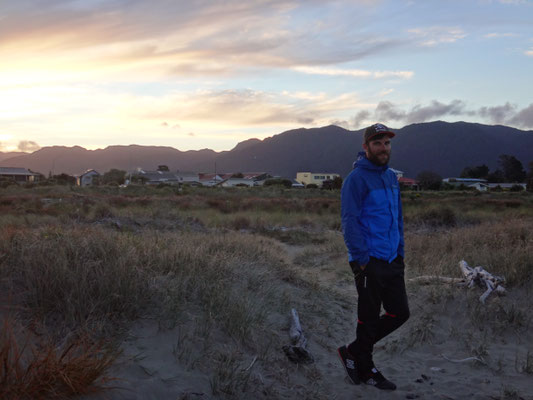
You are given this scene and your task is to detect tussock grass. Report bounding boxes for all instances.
[0,226,290,341]
[2,186,532,398]
[407,218,533,286]
[0,316,117,400]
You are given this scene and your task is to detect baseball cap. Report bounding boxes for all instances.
[364,123,395,143]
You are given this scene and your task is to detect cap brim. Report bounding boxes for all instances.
[367,131,395,141]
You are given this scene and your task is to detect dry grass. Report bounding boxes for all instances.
[0,316,117,400]
[1,186,532,398]
[406,217,533,286]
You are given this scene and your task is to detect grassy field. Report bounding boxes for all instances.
[1,184,532,399]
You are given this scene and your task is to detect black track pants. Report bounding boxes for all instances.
[347,256,409,375]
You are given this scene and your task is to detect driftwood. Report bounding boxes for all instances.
[441,354,486,365]
[458,260,506,303]
[282,308,314,364]
[409,260,506,303]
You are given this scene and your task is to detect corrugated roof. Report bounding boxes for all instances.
[0,167,36,176]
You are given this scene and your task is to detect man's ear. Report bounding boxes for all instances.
[362,142,368,152]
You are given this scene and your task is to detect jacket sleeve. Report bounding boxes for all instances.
[341,173,369,266]
[397,183,405,258]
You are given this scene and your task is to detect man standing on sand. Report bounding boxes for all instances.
[338,123,409,391]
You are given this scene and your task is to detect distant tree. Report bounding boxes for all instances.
[102,169,127,185]
[510,184,524,192]
[498,154,526,182]
[157,165,169,172]
[322,176,343,190]
[487,169,505,183]
[460,164,489,180]
[526,161,533,192]
[231,172,244,178]
[416,170,442,190]
[51,173,76,185]
[264,178,292,188]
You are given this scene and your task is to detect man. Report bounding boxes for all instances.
[337,123,409,391]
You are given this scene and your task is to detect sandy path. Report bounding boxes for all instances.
[79,241,533,400]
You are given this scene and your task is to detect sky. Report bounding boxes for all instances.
[1,0,532,153]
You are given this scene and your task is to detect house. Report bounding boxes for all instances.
[241,172,272,181]
[296,172,340,187]
[175,171,201,186]
[221,178,255,188]
[398,177,419,190]
[76,169,100,186]
[131,169,180,185]
[0,167,40,183]
[468,182,489,192]
[443,178,487,185]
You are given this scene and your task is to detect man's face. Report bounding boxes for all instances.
[363,137,391,166]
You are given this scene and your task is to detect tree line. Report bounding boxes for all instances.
[414,154,533,191]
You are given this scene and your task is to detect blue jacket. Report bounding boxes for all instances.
[341,152,404,265]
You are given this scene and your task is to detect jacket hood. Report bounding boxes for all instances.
[353,151,388,171]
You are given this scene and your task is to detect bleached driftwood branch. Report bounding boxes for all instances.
[441,354,486,365]
[409,260,506,303]
[459,260,506,303]
[282,308,314,364]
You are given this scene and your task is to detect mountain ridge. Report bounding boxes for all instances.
[1,121,532,178]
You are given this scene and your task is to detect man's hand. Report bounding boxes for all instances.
[360,264,367,271]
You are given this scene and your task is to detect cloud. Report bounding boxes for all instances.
[17,140,41,152]
[508,103,533,129]
[0,0,409,81]
[525,48,533,56]
[408,27,466,47]
[293,66,413,80]
[160,122,168,127]
[484,32,518,38]
[374,101,407,121]
[187,132,195,137]
[135,89,365,128]
[405,100,467,124]
[352,110,371,129]
[478,102,516,124]
[361,100,533,129]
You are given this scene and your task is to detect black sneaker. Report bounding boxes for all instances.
[361,367,397,390]
[337,345,360,385]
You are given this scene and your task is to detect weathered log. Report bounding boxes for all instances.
[459,260,506,303]
[409,261,506,303]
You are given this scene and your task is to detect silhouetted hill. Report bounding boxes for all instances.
[0,151,27,162]
[1,121,532,178]
[1,145,218,176]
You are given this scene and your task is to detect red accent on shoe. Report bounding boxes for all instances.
[357,319,364,324]
[385,312,397,318]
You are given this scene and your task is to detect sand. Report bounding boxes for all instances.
[78,243,533,400]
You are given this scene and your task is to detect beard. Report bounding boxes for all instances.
[367,148,390,166]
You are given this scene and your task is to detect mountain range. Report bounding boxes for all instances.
[1,121,532,178]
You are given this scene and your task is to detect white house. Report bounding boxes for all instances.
[468,182,489,192]
[76,169,100,186]
[221,178,255,187]
[296,172,340,187]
